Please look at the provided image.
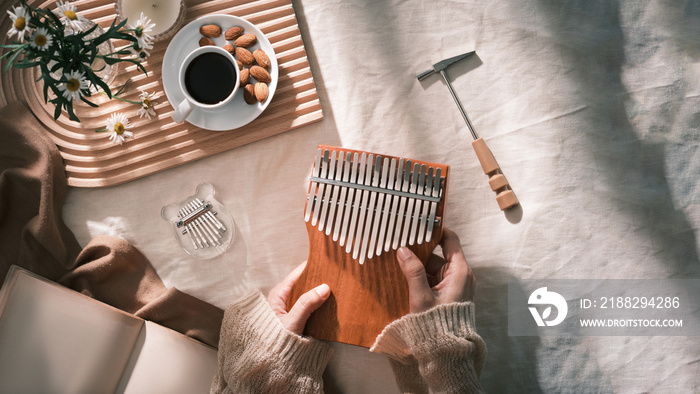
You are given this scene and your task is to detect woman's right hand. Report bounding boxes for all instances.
[396,228,476,314]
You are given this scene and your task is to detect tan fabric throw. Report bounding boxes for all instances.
[0,102,81,281]
[0,102,223,348]
[60,236,224,347]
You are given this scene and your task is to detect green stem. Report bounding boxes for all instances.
[96,52,126,58]
[0,44,26,61]
[99,90,140,105]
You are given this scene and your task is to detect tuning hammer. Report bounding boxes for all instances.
[417,51,519,210]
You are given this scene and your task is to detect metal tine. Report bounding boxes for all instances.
[409,164,426,245]
[326,151,344,236]
[311,150,330,227]
[400,163,420,247]
[346,153,367,254]
[318,150,337,233]
[206,210,225,232]
[186,202,218,245]
[418,167,433,243]
[195,198,226,232]
[181,205,208,248]
[340,153,360,247]
[392,160,411,250]
[206,214,224,238]
[186,229,199,250]
[201,217,221,246]
[384,158,403,252]
[187,200,219,237]
[188,201,221,245]
[368,157,389,260]
[426,167,441,243]
[333,153,352,242]
[376,158,395,256]
[178,206,203,249]
[178,201,212,229]
[184,203,215,248]
[354,154,375,263]
[305,148,323,223]
[180,208,199,250]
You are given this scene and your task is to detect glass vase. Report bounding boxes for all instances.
[73,21,118,88]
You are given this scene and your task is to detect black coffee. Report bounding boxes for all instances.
[184,52,236,105]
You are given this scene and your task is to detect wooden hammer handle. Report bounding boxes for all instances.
[471,137,519,210]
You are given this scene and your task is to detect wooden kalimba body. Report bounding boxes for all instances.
[288,145,449,348]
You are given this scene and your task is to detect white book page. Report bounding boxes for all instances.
[116,320,218,394]
[0,268,143,394]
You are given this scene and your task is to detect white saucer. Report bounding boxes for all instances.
[162,14,278,131]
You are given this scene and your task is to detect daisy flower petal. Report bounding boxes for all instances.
[30,27,53,50]
[54,0,89,31]
[137,91,157,119]
[7,6,30,42]
[57,70,88,102]
[129,12,156,48]
[105,112,133,145]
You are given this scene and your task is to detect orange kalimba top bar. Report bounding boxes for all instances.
[288,145,449,348]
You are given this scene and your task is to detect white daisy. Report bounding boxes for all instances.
[105,112,133,145]
[7,6,30,42]
[29,27,53,50]
[57,70,88,102]
[129,12,155,49]
[53,0,88,31]
[137,91,157,119]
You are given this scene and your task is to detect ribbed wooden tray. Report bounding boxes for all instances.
[0,0,323,187]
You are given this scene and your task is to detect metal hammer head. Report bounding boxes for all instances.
[416,51,475,81]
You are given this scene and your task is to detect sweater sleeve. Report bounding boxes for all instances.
[369,302,487,394]
[210,291,333,394]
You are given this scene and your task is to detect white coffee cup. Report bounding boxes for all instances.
[171,46,240,124]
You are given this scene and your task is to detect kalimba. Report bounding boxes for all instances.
[287,145,449,348]
[161,182,235,259]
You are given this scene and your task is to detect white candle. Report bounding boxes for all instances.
[117,0,184,40]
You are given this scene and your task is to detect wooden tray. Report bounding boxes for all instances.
[0,0,323,187]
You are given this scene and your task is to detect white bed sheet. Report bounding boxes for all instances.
[63,0,700,392]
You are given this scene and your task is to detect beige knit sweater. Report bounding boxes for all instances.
[210,291,486,394]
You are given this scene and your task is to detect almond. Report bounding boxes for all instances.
[236,59,243,69]
[199,24,221,38]
[199,36,214,46]
[253,49,271,69]
[234,33,257,48]
[250,65,271,83]
[254,82,269,103]
[243,84,257,105]
[235,47,255,67]
[225,26,244,41]
[222,44,234,55]
[240,68,250,86]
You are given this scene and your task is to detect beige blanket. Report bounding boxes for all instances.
[0,102,223,348]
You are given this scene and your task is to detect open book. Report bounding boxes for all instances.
[0,265,218,394]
